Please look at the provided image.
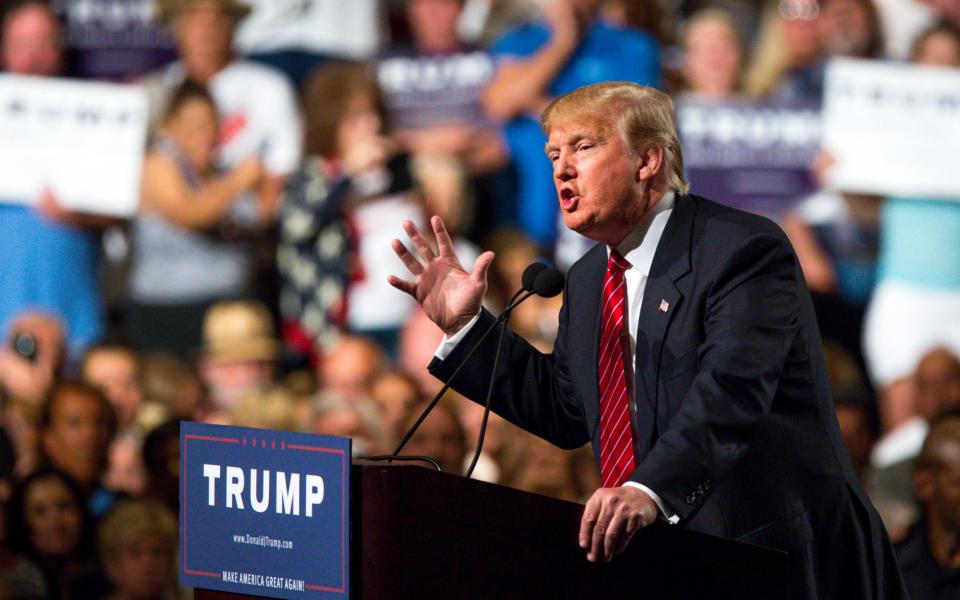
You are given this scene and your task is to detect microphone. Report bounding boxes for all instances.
[464,265,565,477]
[386,263,562,466]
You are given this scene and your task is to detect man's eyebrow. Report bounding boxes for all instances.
[544,134,592,155]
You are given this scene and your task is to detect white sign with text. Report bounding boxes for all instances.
[822,59,960,200]
[0,74,148,216]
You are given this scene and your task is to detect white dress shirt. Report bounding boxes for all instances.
[435,192,679,524]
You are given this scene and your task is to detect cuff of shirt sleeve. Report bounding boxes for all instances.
[623,481,680,525]
[433,313,481,361]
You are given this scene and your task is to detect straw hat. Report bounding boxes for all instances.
[155,0,252,24]
[201,300,281,363]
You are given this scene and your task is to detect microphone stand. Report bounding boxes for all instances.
[388,289,537,462]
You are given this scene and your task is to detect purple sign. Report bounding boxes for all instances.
[677,98,821,220]
[180,422,350,598]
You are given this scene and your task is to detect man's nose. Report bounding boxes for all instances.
[554,153,576,181]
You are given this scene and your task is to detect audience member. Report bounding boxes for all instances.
[140,421,180,514]
[129,80,265,357]
[319,334,388,401]
[482,0,661,250]
[230,385,298,432]
[140,353,204,421]
[278,61,421,359]
[81,344,144,432]
[198,300,279,415]
[784,189,882,376]
[895,415,960,599]
[98,500,179,600]
[369,369,421,442]
[102,431,148,498]
[0,311,66,404]
[744,0,823,101]
[143,0,302,218]
[7,468,94,600]
[678,8,744,100]
[38,381,117,508]
[398,397,467,474]
[378,0,509,239]
[911,20,960,66]
[312,393,389,458]
[0,1,105,357]
[870,348,960,539]
[844,23,960,442]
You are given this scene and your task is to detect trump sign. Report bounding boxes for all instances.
[180,422,350,598]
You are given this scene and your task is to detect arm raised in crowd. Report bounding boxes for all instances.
[482,0,582,123]
[139,152,263,230]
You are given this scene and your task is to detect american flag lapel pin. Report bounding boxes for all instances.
[659,299,670,313]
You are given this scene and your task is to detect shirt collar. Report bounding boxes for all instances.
[607,191,675,276]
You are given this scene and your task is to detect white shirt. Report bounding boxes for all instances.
[150,60,302,175]
[234,0,383,58]
[436,192,680,524]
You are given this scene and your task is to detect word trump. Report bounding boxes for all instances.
[202,465,325,517]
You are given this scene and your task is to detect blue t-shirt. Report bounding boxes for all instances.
[0,204,103,355]
[491,20,661,247]
[877,198,960,289]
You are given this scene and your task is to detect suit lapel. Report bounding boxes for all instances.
[578,245,606,440]
[634,195,695,447]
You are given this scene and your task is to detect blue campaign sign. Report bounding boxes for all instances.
[180,422,350,598]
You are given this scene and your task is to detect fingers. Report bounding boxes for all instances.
[387,274,416,297]
[613,514,639,556]
[470,251,495,286]
[589,497,614,562]
[431,215,456,258]
[391,239,424,276]
[579,494,600,551]
[403,220,436,262]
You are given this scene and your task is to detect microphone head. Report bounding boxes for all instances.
[533,268,565,298]
[521,262,549,291]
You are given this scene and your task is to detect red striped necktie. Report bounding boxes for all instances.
[598,248,636,488]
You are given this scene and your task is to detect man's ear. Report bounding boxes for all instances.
[636,147,664,182]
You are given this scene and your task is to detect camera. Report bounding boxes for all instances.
[11,333,37,363]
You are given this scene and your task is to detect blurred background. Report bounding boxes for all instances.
[0,0,958,597]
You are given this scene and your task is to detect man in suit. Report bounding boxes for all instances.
[388,82,906,598]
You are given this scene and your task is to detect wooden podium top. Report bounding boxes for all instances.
[196,464,786,599]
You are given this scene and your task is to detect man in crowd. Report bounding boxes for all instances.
[482,0,660,254]
[0,2,105,356]
[39,380,117,515]
[896,415,960,599]
[389,81,905,596]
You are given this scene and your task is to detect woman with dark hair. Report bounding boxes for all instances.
[7,468,94,599]
[128,79,265,358]
[278,61,422,363]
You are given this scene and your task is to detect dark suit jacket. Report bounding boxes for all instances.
[430,194,906,599]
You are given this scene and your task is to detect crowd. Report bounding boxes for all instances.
[0,0,958,597]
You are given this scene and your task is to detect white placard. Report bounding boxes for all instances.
[822,58,960,200]
[0,74,148,216]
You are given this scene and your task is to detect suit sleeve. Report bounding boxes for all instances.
[428,286,590,450]
[629,231,802,521]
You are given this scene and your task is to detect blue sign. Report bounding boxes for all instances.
[180,422,350,598]
[677,98,821,220]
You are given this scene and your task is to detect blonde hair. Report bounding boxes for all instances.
[99,499,178,562]
[541,82,689,194]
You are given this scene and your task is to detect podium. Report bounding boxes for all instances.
[196,464,786,599]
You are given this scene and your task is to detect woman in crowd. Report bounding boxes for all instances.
[7,469,95,599]
[128,80,265,358]
[278,61,422,362]
[678,8,745,101]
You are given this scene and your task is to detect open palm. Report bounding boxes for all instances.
[388,216,494,336]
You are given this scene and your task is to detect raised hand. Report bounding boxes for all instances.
[388,216,494,336]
